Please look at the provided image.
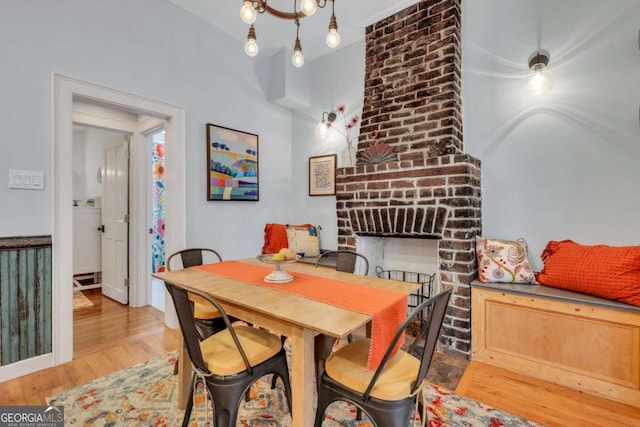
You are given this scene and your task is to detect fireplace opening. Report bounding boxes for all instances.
[356,237,439,282]
[357,236,440,334]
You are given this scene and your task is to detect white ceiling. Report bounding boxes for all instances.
[169,0,422,61]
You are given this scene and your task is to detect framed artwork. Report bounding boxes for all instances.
[206,123,259,201]
[309,154,337,196]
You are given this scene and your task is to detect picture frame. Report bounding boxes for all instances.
[309,154,337,196]
[206,123,259,201]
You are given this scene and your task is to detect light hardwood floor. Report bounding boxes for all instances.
[1,292,639,427]
[456,361,640,427]
[0,291,178,405]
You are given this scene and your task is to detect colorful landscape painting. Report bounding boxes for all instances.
[206,123,259,201]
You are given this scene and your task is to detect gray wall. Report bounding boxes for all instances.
[0,0,296,259]
[291,41,367,250]
[462,0,640,268]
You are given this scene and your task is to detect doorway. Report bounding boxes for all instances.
[71,125,129,303]
[52,74,186,367]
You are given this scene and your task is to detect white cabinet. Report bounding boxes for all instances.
[73,207,102,275]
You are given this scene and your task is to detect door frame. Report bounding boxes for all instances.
[52,74,185,366]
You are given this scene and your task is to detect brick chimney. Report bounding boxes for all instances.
[335,0,481,355]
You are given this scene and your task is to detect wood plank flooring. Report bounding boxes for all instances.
[0,291,177,405]
[73,290,168,358]
[456,361,640,427]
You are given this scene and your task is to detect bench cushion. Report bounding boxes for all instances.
[536,240,640,307]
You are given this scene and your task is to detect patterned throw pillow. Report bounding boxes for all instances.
[536,240,640,306]
[286,226,320,257]
[476,236,536,284]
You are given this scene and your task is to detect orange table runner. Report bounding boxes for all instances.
[193,261,407,370]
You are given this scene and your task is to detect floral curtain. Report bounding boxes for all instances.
[152,143,165,273]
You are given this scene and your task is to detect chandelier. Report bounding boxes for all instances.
[240,0,340,68]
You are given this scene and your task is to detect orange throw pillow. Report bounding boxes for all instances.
[262,223,312,254]
[535,240,640,306]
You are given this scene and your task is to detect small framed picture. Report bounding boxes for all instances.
[309,154,337,196]
[206,123,259,201]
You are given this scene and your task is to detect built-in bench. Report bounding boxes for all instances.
[470,280,640,408]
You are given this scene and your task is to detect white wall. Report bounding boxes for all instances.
[290,40,367,250]
[0,0,294,260]
[83,129,104,203]
[462,0,640,269]
[72,129,86,203]
[71,127,125,205]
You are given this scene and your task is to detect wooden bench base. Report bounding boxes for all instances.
[471,282,640,408]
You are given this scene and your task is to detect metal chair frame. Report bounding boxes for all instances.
[167,248,226,339]
[166,282,292,427]
[314,288,452,427]
[315,250,370,276]
[376,267,436,335]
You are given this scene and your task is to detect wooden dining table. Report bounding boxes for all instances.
[152,257,419,427]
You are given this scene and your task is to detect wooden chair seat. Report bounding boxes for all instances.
[189,294,222,320]
[314,288,452,427]
[165,282,292,427]
[200,326,282,376]
[325,338,420,400]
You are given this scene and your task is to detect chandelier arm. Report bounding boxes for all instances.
[256,0,304,20]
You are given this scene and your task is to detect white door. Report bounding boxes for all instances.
[101,137,130,304]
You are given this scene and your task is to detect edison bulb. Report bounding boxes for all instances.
[300,0,318,16]
[245,39,259,57]
[523,63,553,96]
[326,29,340,48]
[315,121,328,139]
[240,1,256,24]
[292,51,305,67]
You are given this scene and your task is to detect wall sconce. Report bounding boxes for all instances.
[523,50,553,96]
[314,110,337,139]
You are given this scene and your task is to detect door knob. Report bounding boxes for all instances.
[97,225,105,233]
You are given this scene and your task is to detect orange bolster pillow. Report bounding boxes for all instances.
[535,240,640,307]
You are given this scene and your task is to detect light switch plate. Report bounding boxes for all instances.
[9,169,45,190]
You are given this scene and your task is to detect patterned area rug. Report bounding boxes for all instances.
[73,290,93,310]
[47,352,541,427]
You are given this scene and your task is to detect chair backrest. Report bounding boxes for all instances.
[166,248,222,271]
[363,287,452,400]
[316,250,369,276]
[164,281,254,375]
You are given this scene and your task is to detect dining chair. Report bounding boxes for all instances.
[315,249,369,347]
[315,250,370,276]
[313,288,452,427]
[307,250,372,400]
[166,248,226,339]
[165,281,293,427]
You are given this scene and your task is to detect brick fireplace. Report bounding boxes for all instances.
[335,0,481,355]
